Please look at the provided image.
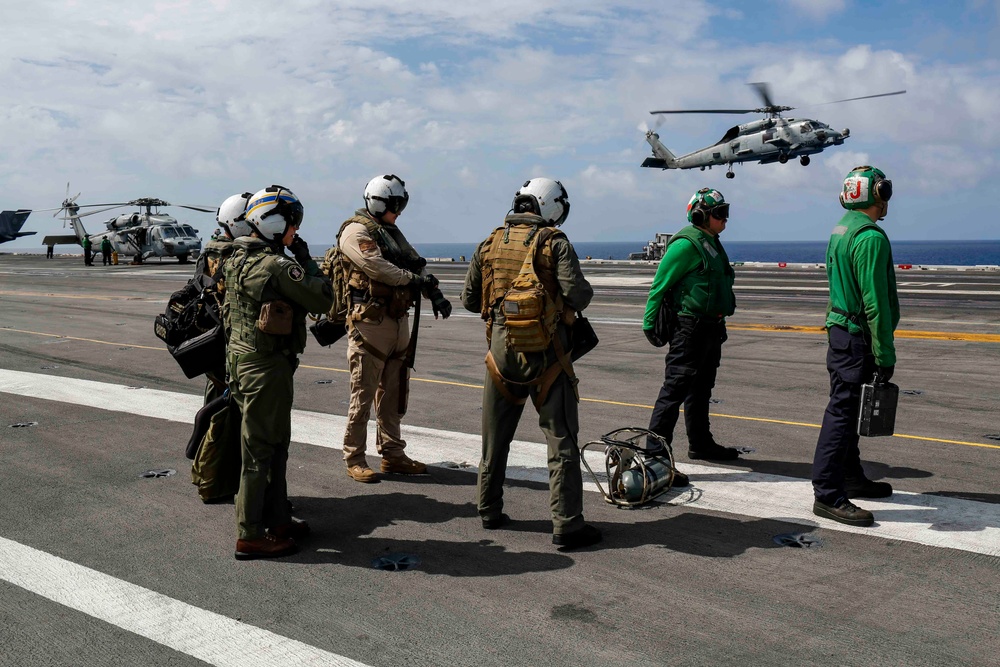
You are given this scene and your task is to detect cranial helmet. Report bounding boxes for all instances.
[512,177,570,225]
[686,188,729,226]
[216,192,253,238]
[840,165,892,210]
[245,185,304,242]
[364,174,409,217]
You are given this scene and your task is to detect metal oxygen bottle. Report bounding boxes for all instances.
[618,457,674,502]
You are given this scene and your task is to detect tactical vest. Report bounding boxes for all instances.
[479,216,564,324]
[667,225,735,318]
[825,210,894,332]
[339,212,422,319]
[223,244,305,356]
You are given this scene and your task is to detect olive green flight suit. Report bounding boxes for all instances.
[461,213,594,535]
[223,237,333,539]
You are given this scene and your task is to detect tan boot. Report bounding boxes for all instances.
[380,454,427,475]
[347,464,379,483]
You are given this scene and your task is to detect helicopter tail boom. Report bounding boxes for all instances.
[641,131,678,169]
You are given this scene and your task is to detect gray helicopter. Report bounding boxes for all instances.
[41,185,214,263]
[641,82,905,179]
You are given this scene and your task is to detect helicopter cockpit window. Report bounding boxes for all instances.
[800,122,813,132]
[182,225,197,237]
[718,126,740,144]
[160,227,179,238]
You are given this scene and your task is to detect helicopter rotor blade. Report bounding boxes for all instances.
[806,90,907,108]
[73,205,127,219]
[174,204,217,213]
[748,82,776,110]
[650,109,757,115]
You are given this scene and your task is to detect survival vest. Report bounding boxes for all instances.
[321,212,424,323]
[480,220,565,352]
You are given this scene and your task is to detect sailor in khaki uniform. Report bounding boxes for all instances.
[338,175,451,483]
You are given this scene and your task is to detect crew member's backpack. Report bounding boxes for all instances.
[501,228,563,353]
[310,222,355,347]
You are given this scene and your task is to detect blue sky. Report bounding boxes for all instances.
[1,0,998,249]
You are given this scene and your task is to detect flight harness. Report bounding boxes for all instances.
[480,223,577,409]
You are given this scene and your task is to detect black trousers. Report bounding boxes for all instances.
[812,325,877,505]
[647,315,726,450]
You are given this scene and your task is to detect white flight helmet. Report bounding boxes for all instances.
[364,174,409,218]
[512,177,570,225]
[216,192,253,238]
[245,185,304,242]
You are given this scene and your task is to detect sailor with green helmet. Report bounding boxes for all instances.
[811,165,900,528]
[643,188,742,470]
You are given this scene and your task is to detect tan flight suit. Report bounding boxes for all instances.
[461,212,594,535]
[223,237,333,539]
[338,209,425,467]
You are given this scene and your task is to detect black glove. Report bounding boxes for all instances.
[644,328,666,348]
[428,287,451,319]
[423,273,440,290]
[288,235,312,267]
[874,365,895,384]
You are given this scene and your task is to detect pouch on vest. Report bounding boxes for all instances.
[257,300,293,335]
[319,244,350,327]
[501,233,559,353]
[309,318,348,347]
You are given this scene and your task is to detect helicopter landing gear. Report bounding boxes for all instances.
[778,153,789,164]
[177,254,190,264]
[800,156,810,166]
[725,168,735,179]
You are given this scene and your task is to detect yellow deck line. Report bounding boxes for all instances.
[7,326,998,451]
[730,323,1000,343]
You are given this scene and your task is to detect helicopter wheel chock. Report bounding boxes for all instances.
[800,156,810,166]
[778,153,789,164]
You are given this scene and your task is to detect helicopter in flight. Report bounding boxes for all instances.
[41,185,215,263]
[641,82,905,179]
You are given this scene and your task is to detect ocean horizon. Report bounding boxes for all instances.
[410,240,1000,266]
[8,239,1000,266]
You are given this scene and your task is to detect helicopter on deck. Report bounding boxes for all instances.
[41,186,215,263]
[641,82,905,179]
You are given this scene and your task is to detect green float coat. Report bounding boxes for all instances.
[825,210,900,366]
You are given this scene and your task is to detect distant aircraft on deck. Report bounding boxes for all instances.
[0,210,35,245]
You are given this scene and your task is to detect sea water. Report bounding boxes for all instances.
[413,240,1000,266]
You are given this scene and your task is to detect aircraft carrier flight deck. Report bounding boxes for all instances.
[1,254,998,667]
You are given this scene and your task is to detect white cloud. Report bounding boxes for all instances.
[0,1,997,247]
[782,0,847,20]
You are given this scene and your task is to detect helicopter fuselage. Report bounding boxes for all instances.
[643,117,850,176]
[87,213,202,261]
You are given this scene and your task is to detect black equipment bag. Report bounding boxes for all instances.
[170,324,227,379]
[648,300,675,348]
[857,381,899,437]
[310,318,348,347]
[570,315,599,361]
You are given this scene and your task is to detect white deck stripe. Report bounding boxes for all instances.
[2,369,999,557]
[0,536,371,666]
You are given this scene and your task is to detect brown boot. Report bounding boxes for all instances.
[234,534,298,561]
[347,464,379,483]
[380,454,427,475]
